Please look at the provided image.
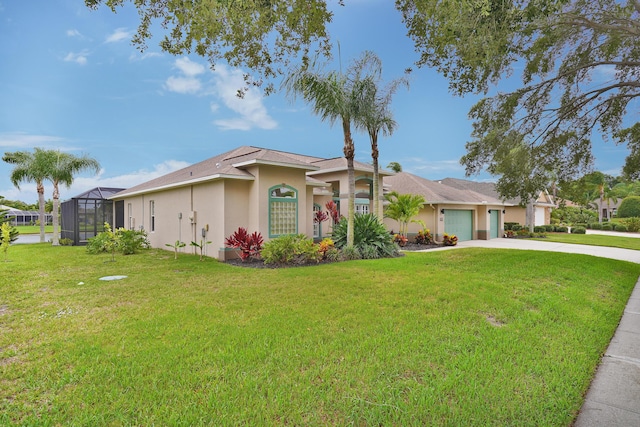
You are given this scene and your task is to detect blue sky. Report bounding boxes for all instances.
[0,0,630,204]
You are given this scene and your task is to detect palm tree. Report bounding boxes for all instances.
[48,151,100,245]
[354,62,409,218]
[3,148,52,243]
[283,51,380,247]
[384,191,425,237]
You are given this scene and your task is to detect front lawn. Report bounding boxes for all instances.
[1,245,638,425]
[536,232,640,250]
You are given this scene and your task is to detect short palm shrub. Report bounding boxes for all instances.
[618,196,640,218]
[614,224,628,232]
[622,217,640,232]
[331,213,397,258]
[571,226,586,234]
[340,245,362,260]
[261,234,322,265]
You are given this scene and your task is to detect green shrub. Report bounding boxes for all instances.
[331,214,397,258]
[614,224,628,232]
[504,222,519,231]
[87,223,150,258]
[617,196,640,218]
[571,227,586,234]
[511,224,523,231]
[261,234,321,265]
[117,229,150,255]
[360,244,380,259]
[573,223,587,229]
[59,238,73,246]
[554,226,568,233]
[324,247,342,262]
[623,217,640,232]
[601,223,613,231]
[543,225,555,232]
[590,222,602,230]
[533,226,546,233]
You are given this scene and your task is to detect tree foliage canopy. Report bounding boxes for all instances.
[397,0,640,184]
[86,0,339,95]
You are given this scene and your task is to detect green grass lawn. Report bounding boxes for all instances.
[13,225,54,234]
[1,245,639,425]
[537,232,640,250]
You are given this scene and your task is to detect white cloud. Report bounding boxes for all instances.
[129,51,162,62]
[1,160,190,204]
[165,76,202,94]
[64,50,89,65]
[175,57,206,76]
[211,65,277,131]
[392,157,466,178]
[0,132,66,148]
[66,29,82,37]
[105,27,133,43]
[164,58,276,131]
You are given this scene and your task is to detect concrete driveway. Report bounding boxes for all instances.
[449,236,640,263]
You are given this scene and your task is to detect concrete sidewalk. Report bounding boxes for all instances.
[424,238,640,426]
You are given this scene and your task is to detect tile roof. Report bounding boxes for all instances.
[384,172,509,205]
[438,177,519,204]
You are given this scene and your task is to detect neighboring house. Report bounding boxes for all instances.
[109,146,390,261]
[592,198,622,221]
[1,204,52,226]
[438,178,555,226]
[383,173,511,241]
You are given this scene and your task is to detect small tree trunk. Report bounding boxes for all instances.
[52,182,60,246]
[37,181,46,243]
[371,137,380,219]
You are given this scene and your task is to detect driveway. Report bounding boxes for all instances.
[426,233,640,264]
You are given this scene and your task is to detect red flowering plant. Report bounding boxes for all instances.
[224,227,264,261]
[443,233,458,246]
[394,233,408,247]
[325,200,341,224]
[314,210,329,224]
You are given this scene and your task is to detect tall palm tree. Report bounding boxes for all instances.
[2,148,52,243]
[48,151,100,246]
[354,62,409,218]
[283,51,380,247]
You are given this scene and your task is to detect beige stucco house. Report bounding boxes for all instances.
[110,146,389,261]
[383,173,512,241]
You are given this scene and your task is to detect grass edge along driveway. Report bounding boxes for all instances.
[1,244,638,426]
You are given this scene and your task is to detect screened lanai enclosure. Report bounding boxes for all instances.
[1,205,52,226]
[61,187,124,245]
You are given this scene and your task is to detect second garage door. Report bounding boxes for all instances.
[444,209,473,241]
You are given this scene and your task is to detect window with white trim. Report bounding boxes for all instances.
[269,185,297,237]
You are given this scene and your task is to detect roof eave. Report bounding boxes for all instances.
[109,174,255,199]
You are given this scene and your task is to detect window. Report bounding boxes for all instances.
[127,203,133,230]
[269,185,297,237]
[356,197,370,215]
[150,200,155,232]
